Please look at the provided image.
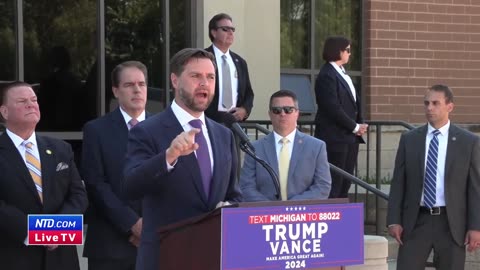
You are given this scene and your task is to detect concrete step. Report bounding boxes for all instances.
[386,235,480,270]
[346,235,388,270]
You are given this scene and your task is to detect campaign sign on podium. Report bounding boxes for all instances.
[221,203,363,270]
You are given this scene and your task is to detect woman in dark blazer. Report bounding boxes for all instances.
[314,36,368,198]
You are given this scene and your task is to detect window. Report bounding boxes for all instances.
[280,0,362,116]
[0,0,16,81]
[23,0,96,131]
[103,0,189,114]
[314,0,362,70]
[281,0,310,69]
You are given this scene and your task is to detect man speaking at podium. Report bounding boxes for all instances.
[240,90,331,201]
[123,48,242,270]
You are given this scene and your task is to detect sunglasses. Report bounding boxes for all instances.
[216,26,236,32]
[344,47,351,54]
[270,106,298,115]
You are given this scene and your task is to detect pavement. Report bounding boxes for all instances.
[77,244,87,270]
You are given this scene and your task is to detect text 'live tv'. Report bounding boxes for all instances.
[27,214,83,245]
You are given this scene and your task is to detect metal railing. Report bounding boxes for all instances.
[240,120,439,267]
[240,120,415,234]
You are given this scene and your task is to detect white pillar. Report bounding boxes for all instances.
[346,235,388,270]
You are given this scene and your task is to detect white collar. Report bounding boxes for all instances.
[171,100,207,128]
[273,129,297,144]
[119,107,146,126]
[427,120,450,136]
[6,129,37,147]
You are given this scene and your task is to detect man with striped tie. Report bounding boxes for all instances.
[0,81,88,270]
[387,84,480,270]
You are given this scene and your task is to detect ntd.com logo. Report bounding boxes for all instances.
[28,215,83,245]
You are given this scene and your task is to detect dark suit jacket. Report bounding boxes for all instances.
[314,62,364,144]
[123,107,242,270]
[387,124,480,246]
[0,133,88,270]
[240,131,331,201]
[204,45,254,123]
[82,108,147,260]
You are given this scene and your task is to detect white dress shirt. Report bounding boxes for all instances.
[329,62,356,102]
[213,44,238,112]
[421,121,450,207]
[273,129,297,163]
[119,107,146,129]
[167,100,214,171]
[329,62,359,133]
[6,129,40,164]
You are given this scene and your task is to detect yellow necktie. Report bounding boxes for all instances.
[279,138,290,201]
[24,141,43,202]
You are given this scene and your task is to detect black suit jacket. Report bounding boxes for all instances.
[0,132,88,270]
[81,108,148,260]
[314,62,364,144]
[387,124,480,246]
[204,45,254,123]
[123,107,242,270]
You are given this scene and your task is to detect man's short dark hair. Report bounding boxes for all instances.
[0,81,33,122]
[0,81,32,106]
[111,61,148,88]
[429,84,454,104]
[208,13,233,42]
[322,36,351,62]
[269,89,299,109]
[170,48,216,76]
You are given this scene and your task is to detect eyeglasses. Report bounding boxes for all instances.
[344,47,351,54]
[270,106,298,115]
[216,26,236,32]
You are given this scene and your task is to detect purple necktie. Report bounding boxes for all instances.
[129,118,138,130]
[189,119,212,197]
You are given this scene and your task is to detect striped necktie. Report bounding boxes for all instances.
[24,141,43,202]
[424,129,440,208]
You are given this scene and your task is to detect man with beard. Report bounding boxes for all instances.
[123,48,242,270]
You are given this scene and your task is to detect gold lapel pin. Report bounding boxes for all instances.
[46,149,52,155]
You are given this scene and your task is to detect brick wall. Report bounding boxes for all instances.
[364,0,480,124]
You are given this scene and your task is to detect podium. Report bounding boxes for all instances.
[158,199,359,270]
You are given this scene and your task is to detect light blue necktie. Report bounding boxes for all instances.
[424,129,440,208]
[221,55,233,109]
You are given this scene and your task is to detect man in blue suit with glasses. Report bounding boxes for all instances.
[240,90,331,201]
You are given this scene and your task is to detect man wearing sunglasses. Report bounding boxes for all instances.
[240,90,331,201]
[205,13,254,125]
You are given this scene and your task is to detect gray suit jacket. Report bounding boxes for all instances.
[387,124,480,246]
[240,131,331,201]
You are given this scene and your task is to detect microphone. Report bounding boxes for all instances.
[229,122,255,150]
[226,122,280,199]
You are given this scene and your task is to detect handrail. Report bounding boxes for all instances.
[239,121,389,201]
[365,120,415,130]
[329,164,389,200]
[241,120,435,270]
